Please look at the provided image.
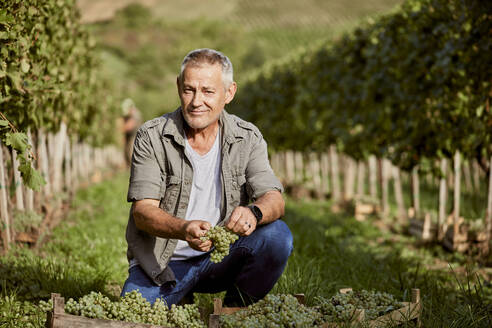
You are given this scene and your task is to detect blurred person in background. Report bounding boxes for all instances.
[121,98,142,168]
[121,48,293,307]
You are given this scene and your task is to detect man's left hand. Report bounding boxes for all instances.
[226,206,256,236]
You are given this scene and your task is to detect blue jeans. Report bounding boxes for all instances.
[121,220,293,307]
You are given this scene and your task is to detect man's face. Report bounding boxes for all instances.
[178,63,236,131]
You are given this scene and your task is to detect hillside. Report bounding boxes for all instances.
[77,0,403,120]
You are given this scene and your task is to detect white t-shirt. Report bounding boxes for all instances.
[170,130,222,260]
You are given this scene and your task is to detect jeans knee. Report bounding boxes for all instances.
[255,220,293,263]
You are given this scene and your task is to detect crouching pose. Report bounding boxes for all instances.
[122,48,293,307]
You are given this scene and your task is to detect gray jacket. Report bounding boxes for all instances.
[126,108,283,286]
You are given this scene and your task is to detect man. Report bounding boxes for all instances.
[121,48,293,307]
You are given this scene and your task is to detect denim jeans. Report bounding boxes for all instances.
[121,220,293,307]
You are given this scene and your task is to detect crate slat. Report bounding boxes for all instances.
[366,302,421,328]
[49,313,170,328]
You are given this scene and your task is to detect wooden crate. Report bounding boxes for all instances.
[334,288,421,328]
[443,222,489,254]
[409,214,437,241]
[208,289,421,328]
[355,202,378,221]
[46,293,176,328]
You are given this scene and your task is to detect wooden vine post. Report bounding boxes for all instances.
[411,166,420,218]
[284,151,295,186]
[0,144,11,249]
[320,152,330,196]
[294,151,304,185]
[438,158,448,241]
[343,156,356,201]
[329,145,341,203]
[452,151,462,249]
[52,123,67,193]
[356,161,365,199]
[368,155,378,200]
[392,165,407,223]
[12,149,25,211]
[71,142,79,190]
[25,129,34,211]
[38,130,52,198]
[380,159,390,218]
[309,152,323,199]
[64,138,72,193]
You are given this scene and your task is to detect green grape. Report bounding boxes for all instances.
[220,294,322,328]
[38,290,205,327]
[314,289,404,323]
[201,226,239,263]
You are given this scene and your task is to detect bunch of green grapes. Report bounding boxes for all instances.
[201,226,239,263]
[314,289,404,322]
[168,303,205,328]
[220,294,323,328]
[39,290,204,328]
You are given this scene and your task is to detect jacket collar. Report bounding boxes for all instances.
[162,107,243,147]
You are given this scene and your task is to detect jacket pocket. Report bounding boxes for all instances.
[160,175,181,214]
[232,174,249,207]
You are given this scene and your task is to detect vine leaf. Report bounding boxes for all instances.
[0,120,8,127]
[19,161,45,191]
[4,132,28,153]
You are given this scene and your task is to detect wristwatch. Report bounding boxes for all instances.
[248,204,263,224]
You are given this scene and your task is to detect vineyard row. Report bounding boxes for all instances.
[270,148,492,254]
[0,123,124,251]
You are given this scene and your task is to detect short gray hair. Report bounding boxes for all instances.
[179,48,234,88]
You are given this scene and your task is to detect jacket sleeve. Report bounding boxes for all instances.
[245,133,284,200]
[127,128,162,202]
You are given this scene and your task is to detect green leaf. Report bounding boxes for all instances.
[4,132,28,153]
[0,9,14,25]
[476,105,484,117]
[0,120,8,127]
[18,162,46,191]
[20,58,30,74]
[7,72,23,92]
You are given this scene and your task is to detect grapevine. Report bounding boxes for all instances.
[0,0,120,180]
[230,0,492,171]
[200,226,239,263]
[39,290,205,328]
[0,112,44,191]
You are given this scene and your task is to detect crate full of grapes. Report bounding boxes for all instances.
[44,291,206,328]
[209,288,421,328]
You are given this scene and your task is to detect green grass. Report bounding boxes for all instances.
[274,197,492,327]
[1,171,492,327]
[0,172,130,327]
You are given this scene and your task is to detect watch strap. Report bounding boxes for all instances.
[248,204,263,224]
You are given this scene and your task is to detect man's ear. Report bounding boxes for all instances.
[176,76,181,92]
[225,82,237,105]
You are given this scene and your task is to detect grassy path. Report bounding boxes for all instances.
[1,172,491,327]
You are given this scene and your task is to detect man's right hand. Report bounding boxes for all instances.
[133,200,212,252]
[183,220,213,252]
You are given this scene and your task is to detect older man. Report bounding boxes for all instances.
[121,48,293,307]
